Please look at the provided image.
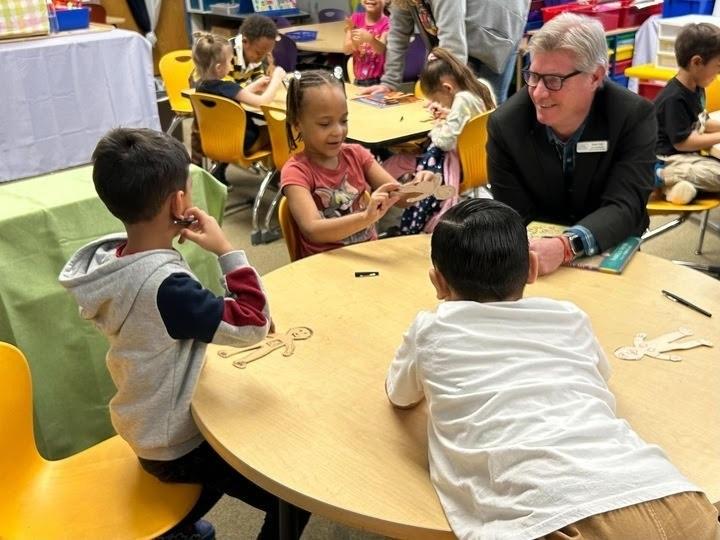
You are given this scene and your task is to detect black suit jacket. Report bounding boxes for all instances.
[487,81,656,251]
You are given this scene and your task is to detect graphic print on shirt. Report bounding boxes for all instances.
[412,0,438,37]
[314,174,373,245]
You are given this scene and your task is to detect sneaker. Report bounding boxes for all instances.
[157,519,216,540]
[666,180,697,205]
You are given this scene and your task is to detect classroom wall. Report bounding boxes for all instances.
[104,0,190,75]
[295,0,351,21]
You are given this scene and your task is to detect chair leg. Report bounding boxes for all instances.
[260,188,283,244]
[696,209,710,255]
[641,215,687,242]
[166,115,182,137]
[250,168,277,245]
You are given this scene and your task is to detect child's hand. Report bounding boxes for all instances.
[178,207,233,256]
[364,184,400,223]
[427,101,449,120]
[272,66,287,80]
[247,76,271,94]
[351,29,373,45]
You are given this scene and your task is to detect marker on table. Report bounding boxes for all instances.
[661,289,712,318]
[355,271,379,278]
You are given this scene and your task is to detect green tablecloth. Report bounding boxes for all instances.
[0,165,227,459]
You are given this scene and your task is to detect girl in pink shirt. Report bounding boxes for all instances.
[280,69,433,259]
[344,0,390,86]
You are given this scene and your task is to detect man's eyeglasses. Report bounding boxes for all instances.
[522,69,583,91]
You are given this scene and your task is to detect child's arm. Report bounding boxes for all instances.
[430,93,480,151]
[285,183,398,243]
[365,160,436,208]
[235,67,287,108]
[344,23,356,54]
[385,318,425,409]
[158,208,271,347]
[672,129,720,152]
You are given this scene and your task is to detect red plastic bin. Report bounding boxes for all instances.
[577,2,623,31]
[614,58,632,76]
[541,1,586,23]
[619,0,663,28]
[638,81,665,101]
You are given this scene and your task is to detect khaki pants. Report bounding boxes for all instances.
[541,492,720,540]
[661,153,720,193]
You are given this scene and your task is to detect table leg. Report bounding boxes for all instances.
[278,499,301,539]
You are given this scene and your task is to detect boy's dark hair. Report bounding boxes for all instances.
[675,22,720,68]
[285,68,346,151]
[92,128,191,224]
[239,14,278,42]
[431,199,529,302]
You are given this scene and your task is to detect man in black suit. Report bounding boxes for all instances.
[488,13,656,276]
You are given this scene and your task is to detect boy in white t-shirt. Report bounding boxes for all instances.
[385,198,719,540]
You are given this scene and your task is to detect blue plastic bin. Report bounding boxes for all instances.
[662,0,715,17]
[56,7,90,31]
[285,30,317,41]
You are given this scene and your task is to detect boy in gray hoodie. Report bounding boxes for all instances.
[59,128,309,539]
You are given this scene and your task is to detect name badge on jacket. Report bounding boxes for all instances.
[577,140,608,153]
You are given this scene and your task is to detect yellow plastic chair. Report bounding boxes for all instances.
[278,196,303,262]
[159,49,195,137]
[255,105,305,244]
[705,76,720,113]
[457,110,493,195]
[0,342,201,540]
[189,91,272,227]
[642,196,720,255]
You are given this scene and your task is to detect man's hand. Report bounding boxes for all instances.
[178,207,234,256]
[529,237,565,276]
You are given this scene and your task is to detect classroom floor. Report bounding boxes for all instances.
[203,164,720,540]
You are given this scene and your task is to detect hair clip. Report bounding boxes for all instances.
[293,70,301,80]
[332,65,344,80]
[426,52,438,62]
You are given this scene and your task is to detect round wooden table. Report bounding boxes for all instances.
[192,235,720,539]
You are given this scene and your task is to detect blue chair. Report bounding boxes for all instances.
[403,34,428,82]
[273,33,298,71]
[273,16,292,28]
[318,8,348,22]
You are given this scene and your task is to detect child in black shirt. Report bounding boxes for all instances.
[654,22,720,203]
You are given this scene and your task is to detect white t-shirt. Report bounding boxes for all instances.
[386,297,698,540]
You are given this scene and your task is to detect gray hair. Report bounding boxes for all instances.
[529,13,608,73]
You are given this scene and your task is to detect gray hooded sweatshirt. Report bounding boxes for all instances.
[59,233,270,460]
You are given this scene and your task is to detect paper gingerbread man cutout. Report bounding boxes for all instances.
[396,173,456,203]
[218,327,313,369]
[614,327,713,362]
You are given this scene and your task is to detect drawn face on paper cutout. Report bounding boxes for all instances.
[288,327,313,340]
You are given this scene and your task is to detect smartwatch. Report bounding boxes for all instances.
[563,232,585,259]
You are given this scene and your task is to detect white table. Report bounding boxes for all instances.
[0,29,160,183]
